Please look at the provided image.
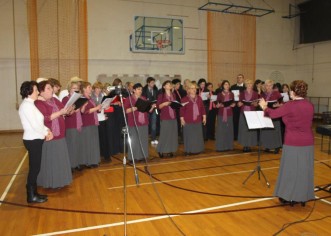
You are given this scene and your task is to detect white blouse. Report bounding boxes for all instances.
[18,98,49,140]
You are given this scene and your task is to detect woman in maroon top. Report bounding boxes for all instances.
[156,80,178,157]
[260,79,283,154]
[80,81,102,168]
[237,79,259,152]
[124,83,155,162]
[215,80,235,151]
[260,80,314,206]
[62,81,84,171]
[180,82,206,155]
[35,80,73,188]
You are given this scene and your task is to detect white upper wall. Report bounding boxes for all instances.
[1,0,331,130]
[87,0,208,82]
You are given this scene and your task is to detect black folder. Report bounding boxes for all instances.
[267,97,283,108]
[74,97,88,110]
[170,101,189,109]
[135,98,156,113]
[242,99,258,106]
[214,99,234,107]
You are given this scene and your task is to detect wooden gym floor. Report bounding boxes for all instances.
[0,125,330,236]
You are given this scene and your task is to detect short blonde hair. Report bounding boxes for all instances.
[245,79,254,85]
[264,79,274,86]
[67,81,80,91]
[92,81,103,90]
[187,82,197,89]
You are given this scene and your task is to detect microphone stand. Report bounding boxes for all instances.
[119,91,140,236]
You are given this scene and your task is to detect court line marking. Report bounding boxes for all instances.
[0,146,24,150]
[33,197,274,236]
[98,152,256,172]
[0,151,28,207]
[107,158,331,190]
[99,135,323,172]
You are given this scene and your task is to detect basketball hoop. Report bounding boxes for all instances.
[156,40,171,50]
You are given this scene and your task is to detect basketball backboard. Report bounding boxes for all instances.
[130,16,184,54]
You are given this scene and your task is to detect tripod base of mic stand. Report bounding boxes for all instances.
[243,165,270,188]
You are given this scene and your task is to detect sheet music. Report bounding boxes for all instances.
[210,95,217,102]
[200,92,209,101]
[281,93,289,102]
[244,111,274,129]
[64,92,82,108]
[101,98,112,109]
[232,90,240,101]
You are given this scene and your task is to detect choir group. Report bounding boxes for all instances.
[19,75,314,206]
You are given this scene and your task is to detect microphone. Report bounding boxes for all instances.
[107,85,122,91]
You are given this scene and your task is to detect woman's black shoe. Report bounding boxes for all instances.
[274,148,280,154]
[158,153,164,158]
[278,197,289,204]
[243,147,251,152]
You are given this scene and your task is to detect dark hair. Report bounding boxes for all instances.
[206,82,213,88]
[172,79,181,85]
[133,83,142,90]
[221,80,230,90]
[253,79,262,92]
[161,80,172,93]
[112,78,122,86]
[37,80,51,93]
[20,81,38,99]
[146,77,155,84]
[290,80,308,98]
[197,78,207,86]
[282,83,289,91]
[273,82,282,92]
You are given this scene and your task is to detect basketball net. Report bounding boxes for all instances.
[156,40,171,54]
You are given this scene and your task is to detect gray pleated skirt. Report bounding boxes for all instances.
[274,145,315,202]
[128,125,149,161]
[157,119,178,153]
[80,125,101,165]
[215,115,234,151]
[260,119,282,149]
[183,123,204,153]
[238,113,258,147]
[37,138,72,188]
[66,128,84,168]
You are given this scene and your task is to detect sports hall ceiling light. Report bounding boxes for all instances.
[198,0,275,17]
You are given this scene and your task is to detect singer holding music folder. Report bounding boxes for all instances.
[124,83,155,162]
[180,82,206,155]
[62,81,85,171]
[260,79,283,154]
[237,79,259,152]
[156,80,178,158]
[259,80,314,206]
[215,80,235,152]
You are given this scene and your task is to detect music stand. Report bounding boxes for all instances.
[243,128,270,187]
[242,111,273,187]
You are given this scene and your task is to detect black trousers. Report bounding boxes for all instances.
[23,139,44,185]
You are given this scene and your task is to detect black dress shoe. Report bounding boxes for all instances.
[184,152,190,156]
[158,152,164,158]
[274,148,280,154]
[264,148,271,153]
[278,197,289,204]
[75,165,83,171]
